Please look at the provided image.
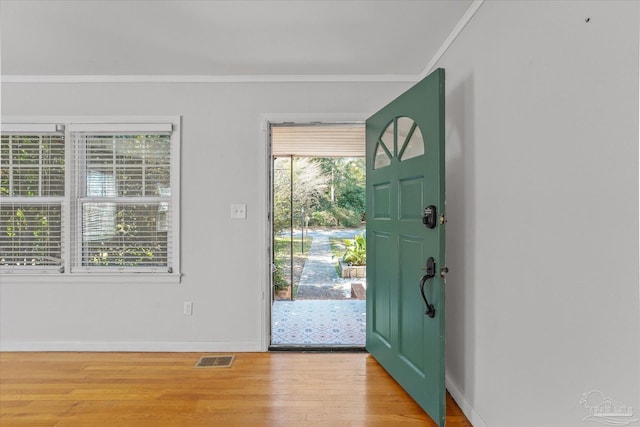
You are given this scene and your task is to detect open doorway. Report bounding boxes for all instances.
[269,123,366,348]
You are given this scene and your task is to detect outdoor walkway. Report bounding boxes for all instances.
[295,230,354,299]
[271,227,367,346]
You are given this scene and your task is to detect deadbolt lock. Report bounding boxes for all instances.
[423,205,437,229]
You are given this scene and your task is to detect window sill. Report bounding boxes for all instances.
[0,273,183,285]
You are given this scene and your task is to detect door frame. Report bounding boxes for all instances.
[259,113,368,351]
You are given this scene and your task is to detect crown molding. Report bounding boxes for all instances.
[1,74,419,84]
[420,0,484,78]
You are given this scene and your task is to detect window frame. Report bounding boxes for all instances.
[0,117,181,283]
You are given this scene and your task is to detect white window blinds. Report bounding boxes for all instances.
[70,129,173,272]
[271,124,365,158]
[0,129,65,270]
[1,120,180,277]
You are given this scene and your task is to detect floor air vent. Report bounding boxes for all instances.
[195,355,235,368]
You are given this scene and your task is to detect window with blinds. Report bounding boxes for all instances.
[0,120,180,276]
[0,132,64,270]
[71,131,172,271]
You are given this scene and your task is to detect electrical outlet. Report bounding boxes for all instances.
[184,301,193,316]
[231,203,247,219]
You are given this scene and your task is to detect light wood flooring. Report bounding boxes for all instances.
[0,352,471,426]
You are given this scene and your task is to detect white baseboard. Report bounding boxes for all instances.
[0,341,261,352]
[446,369,488,427]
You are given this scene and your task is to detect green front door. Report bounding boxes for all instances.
[366,68,446,426]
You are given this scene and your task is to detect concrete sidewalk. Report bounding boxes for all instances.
[295,228,365,300]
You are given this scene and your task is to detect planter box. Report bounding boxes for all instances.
[339,260,366,278]
[274,287,291,300]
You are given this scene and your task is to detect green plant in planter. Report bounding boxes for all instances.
[273,258,288,290]
[343,233,366,266]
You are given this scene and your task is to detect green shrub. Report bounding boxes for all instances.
[343,232,366,266]
[330,206,361,228]
[273,257,288,289]
[310,211,337,227]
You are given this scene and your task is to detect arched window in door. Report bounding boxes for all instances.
[373,116,424,169]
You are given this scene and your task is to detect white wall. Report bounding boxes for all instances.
[439,1,639,426]
[0,81,409,351]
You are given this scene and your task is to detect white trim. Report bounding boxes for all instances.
[258,113,368,351]
[64,125,72,275]
[0,273,182,284]
[446,369,488,427]
[420,0,485,79]
[2,116,180,125]
[170,117,181,277]
[0,341,261,352]
[1,123,61,133]
[2,74,419,84]
[258,116,270,352]
[637,4,640,401]
[67,123,173,133]
[0,196,64,204]
[260,113,368,129]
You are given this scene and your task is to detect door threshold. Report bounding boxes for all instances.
[269,345,366,352]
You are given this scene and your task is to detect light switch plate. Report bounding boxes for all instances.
[184,301,193,315]
[231,203,247,219]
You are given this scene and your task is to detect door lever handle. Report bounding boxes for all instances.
[419,257,436,318]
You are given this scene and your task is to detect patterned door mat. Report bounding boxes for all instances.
[271,300,366,345]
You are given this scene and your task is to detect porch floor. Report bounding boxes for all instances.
[271,299,366,346]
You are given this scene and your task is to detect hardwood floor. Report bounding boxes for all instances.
[0,352,471,426]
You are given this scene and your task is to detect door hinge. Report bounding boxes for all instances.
[439,214,447,225]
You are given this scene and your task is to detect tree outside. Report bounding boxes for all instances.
[273,157,365,234]
[272,156,365,299]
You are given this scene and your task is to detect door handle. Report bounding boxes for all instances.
[419,257,436,318]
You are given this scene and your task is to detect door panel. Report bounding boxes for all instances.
[372,231,393,344]
[399,235,425,369]
[372,183,391,219]
[366,68,445,426]
[399,177,424,220]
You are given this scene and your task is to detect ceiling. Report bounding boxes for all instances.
[0,0,473,80]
